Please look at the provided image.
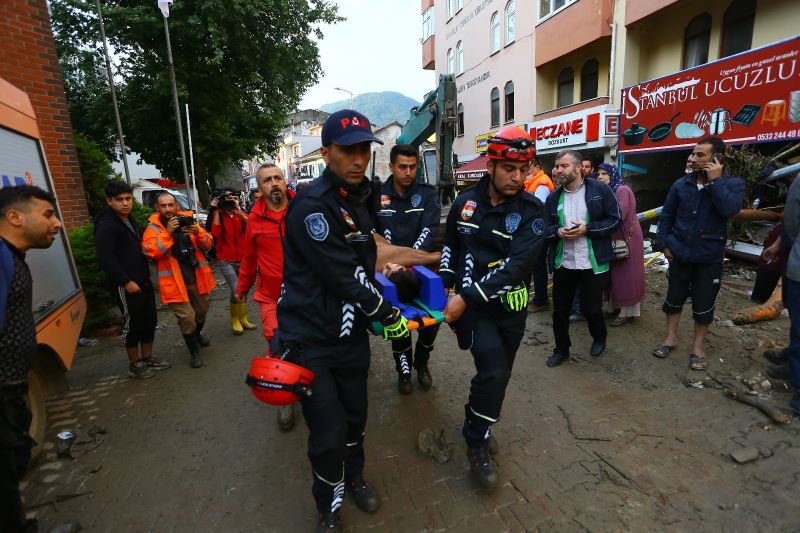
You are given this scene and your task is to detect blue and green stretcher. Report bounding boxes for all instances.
[371,265,446,336]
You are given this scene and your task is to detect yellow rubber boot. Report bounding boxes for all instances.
[239,302,258,331]
[229,303,244,335]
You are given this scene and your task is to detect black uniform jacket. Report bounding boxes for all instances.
[440,175,547,311]
[374,176,440,251]
[278,169,393,346]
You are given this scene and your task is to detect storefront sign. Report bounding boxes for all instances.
[603,110,620,137]
[619,37,800,153]
[527,105,604,153]
[474,132,491,153]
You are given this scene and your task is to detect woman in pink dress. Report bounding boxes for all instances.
[596,164,645,326]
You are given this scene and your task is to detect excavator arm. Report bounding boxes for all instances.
[397,74,458,202]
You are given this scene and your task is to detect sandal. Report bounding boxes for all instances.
[652,344,677,358]
[689,353,707,371]
[609,316,634,327]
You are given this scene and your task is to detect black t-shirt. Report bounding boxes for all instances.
[0,239,36,383]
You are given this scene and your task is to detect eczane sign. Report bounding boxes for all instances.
[527,105,605,153]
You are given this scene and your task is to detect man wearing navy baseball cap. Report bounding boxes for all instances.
[277,110,410,531]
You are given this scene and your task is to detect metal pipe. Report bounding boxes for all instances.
[763,160,800,182]
[163,16,190,185]
[185,103,199,209]
[608,21,617,104]
[95,0,131,185]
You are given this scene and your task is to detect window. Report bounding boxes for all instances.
[422,6,434,42]
[683,13,712,68]
[447,0,454,19]
[539,0,573,20]
[456,41,464,74]
[457,103,464,137]
[456,0,463,12]
[557,68,574,107]
[490,87,500,127]
[580,59,599,101]
[505,1,515,44]
[490,12,501,53]
[721,0,755,57]
[447,48,454,74]
[504,81,515,122]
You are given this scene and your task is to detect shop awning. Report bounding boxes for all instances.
[454,154,488,179]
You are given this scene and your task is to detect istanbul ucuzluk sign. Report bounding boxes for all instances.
[619,37,800,153]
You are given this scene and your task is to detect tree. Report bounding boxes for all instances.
[50,0,341,200]
[74,131,116,216]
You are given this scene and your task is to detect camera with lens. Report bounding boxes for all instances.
[177,215,195,228]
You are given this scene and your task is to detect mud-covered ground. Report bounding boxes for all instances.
[21,260,800,532]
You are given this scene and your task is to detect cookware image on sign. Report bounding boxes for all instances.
[732,104,761,126]
[623,123,647,146]
[648,112,680,142]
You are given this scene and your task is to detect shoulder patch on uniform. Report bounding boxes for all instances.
[380,194,391,208]
[461,199,477,221]
[505,212,521,233]
[532,218,545,235]
[411,194,422,208]
[305,212,329,241]
[434,195,441,209]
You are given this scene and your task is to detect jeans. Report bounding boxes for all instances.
[218,261,240,303]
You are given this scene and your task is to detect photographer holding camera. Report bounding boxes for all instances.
[209,189,257,335]
[143,191,215,368]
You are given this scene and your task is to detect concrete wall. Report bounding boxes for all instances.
[370,123,402,181]
[0,0,89,230]
[535,39,611,113]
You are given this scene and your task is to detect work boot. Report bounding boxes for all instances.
[229,303,244,335]
[183,333,203,368]
[315,510,342,532]
[466,445,498,488]
[195,321,211,347]
[239,302,258,330]
[347,478,380,513]
[767,364,790,381]
[276,404,295,432]
[417,366,433,391]
[763,348,789,365]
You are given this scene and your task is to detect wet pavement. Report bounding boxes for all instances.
[22,271,800,532]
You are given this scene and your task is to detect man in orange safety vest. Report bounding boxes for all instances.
[142,191,215,368]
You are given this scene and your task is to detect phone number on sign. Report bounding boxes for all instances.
[757,129,799,142]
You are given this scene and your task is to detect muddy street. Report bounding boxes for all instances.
[22,265,800,532]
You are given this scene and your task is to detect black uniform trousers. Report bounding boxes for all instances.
[462,308,526,448]
[115,283,157,348]
[390,323,440,375]
[552,267,608,354]
[531,242,550,306]
[297,338,371,514]
[0,383,34,533]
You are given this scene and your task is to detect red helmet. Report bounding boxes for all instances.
[246,357,315,406]
[486,126,535,162]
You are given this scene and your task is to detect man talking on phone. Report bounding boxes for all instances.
[653,137,744,370]
[544,150,620,368]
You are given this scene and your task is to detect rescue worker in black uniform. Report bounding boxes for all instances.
[277,110,410,532]
[374,143,441,394]
[441,126,546,488]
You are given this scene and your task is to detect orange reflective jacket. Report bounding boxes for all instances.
[142,211,215,303]
[524,170,555,194]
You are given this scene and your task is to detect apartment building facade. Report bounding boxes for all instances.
[421,0,799,175]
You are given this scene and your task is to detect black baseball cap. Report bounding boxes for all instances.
[321,109,383,147]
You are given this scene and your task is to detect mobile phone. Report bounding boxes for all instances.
[712,153,722,164]
[568,223,580,230]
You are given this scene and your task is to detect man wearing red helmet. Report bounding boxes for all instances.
[441,126,547,488]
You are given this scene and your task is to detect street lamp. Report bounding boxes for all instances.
[157,0,192,202]
[95,0,131,185]
[334,87,354,106]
